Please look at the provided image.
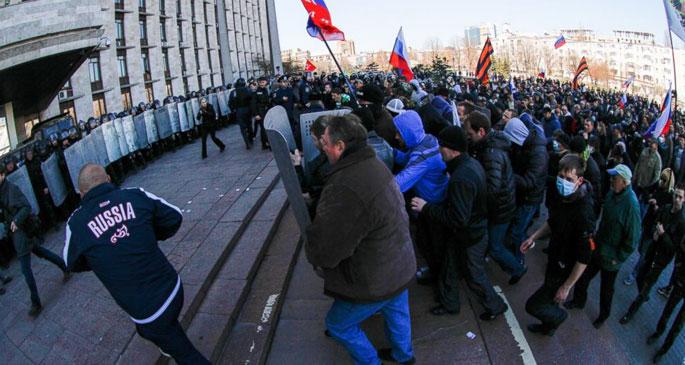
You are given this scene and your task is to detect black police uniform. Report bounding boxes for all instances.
[271,86,295,123]
[525,183,595,333]
[229,86,254,148]
[197,103,226,159]
[64,183,209,364]
[251,86,271,149]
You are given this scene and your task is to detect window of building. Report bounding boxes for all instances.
[117,51,128,78]
[183,77,189,94]
[159,0,165,15]
[121,87,133,110]
[89,54,102,83]
[24,119,38,138]
[180,50,187,73]
[145,83,154,103]
[207,49,212,72]
[92,93,107,118]
[177,21,184,43]
[138,0,146,12]
[198,76,203,91]
[141,50,152,81]
[59,100,76,122]
[195,50,200,72]
[160,20,167,43]
[114,0,124,10]
[191,1,195,19]
[115,15,125,47]
[162,49,170,78]
[176,0,181,16]
[139,18,148,45]
[165,80,173,97]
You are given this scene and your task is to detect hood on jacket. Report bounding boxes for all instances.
[393,110,426,149]
[504,118,529,146]
[484,130,512,152]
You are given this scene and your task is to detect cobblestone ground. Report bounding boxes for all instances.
[0,125,274,364]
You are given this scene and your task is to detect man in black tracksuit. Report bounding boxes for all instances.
[521,154,595,335]
[620,184,685,324]
[412,126,508,320]
[63,164,208,365]
[251,77,271,150]
[230,78,254,149]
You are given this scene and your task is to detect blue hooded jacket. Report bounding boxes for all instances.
[541,113,561,142]
[393,111,448,204]
[430,96,454,124]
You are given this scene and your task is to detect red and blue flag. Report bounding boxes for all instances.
[644,84,673,138]
[389,27,414,81]
[554,35,566,49]
[301,0,345,41]
[618,94,627,109]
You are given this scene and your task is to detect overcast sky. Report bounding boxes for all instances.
[275,0,682,54]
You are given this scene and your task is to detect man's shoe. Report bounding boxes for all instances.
[647,332,661,345]
[480,304,508,321]
[220,146,226,153]
[563,300,585,310]
[430,305,459,316]
[527,323,556,336]
[377,348,416,365]
[28,303,42,317]
[0,275,12,285]
[592,316,607,329]
[509,267,528,285]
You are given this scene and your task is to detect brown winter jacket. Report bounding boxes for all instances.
[305,144,416,303]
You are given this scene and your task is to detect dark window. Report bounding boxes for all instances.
[60,100,76,121]
[141,50,151,81]
[117,50,129,85]
[138,0,146,12]
[177,21,184,42]
[180,50,187,73]
[159,0,165,15]
[145,83,154,103]
[162,49,170,78]
[139,18,148,45]
[160,20,167,42]
[165,80,173,97]
[114,0,124,10]
[115,16,125,46]
[195,50,200,72]
[89,55,102,83]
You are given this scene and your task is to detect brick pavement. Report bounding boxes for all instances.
[0,125,275,364]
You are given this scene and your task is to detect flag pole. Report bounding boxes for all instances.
[668,29,678,112]
[316,26,360,108]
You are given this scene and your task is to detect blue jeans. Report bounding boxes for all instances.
[19,245,66,306]
[508,204,537,263]
[488,222,525,276]
[325,289,413,365]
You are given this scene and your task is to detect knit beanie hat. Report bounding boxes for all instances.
[503,118,530,146]
[438,126,468,152]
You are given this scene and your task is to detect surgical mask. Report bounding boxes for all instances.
[552,140,561,153]
[556,176,578,197]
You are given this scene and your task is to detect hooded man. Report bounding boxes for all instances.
[356,84,397,147]
[541,106,561,142]
[503,117,548,264]
[393,110,449,286]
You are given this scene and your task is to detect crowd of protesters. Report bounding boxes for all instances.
[295,69,685,364]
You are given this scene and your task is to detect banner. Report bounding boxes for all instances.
[217,91,229,117]
[7,166,39,215]
[190,98,202,125]
[40,153,68,206]
[143,110,159,144]
[178,102,190,132]
[90,127,110,166]
[153,106,173,140]
[113,117,130,156]
[169,103,181,133]
[101,122,122,163]
[64,141,84,193]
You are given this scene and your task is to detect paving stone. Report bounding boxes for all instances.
[198,279,246,316]
[219,188,266,222]
[185,313,229,359]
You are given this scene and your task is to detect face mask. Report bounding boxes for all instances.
[556,176,578,197]
[552,140,561,153]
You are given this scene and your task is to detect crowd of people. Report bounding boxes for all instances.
[295,70,685,364]
[0,66,684,363]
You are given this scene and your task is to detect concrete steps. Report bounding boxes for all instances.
[115,160,289,365]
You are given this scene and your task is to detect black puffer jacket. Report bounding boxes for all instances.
[471,130,516,224]
[511,126,548,206]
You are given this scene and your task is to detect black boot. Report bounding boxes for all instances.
[527,323,556,336]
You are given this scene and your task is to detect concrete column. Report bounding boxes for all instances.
[3,102,18,149]
[265,0,282,73]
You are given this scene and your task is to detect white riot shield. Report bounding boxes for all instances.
[90,128,110,166]
[217,91,229,117]
[113,118,130,156]
[190,98,202,125]
[124,115,142,152]
[64,141,85,193]
[169,103,181,133]
[185,100,196,129]
[154,106,173,139]
[40,153,67,206]
[178,103,190,132]
[7,166,39,215]
[101,122,122,163]
[265,106,296,151]
[143,110,159,144]
[300,109,351,166]
[208,93,219,116]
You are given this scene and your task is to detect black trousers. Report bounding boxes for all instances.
[438,237,506,314]
[526,265,569,328]
[135,285,210,365]
[235,108,253,147]
[200,123,225,158]
[654,288,685,353]
[415,213,447,278]
[253,116,269,147]
[571,253,619,319]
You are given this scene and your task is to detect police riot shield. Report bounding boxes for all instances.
[265,120,310,237]
[153,106,173,139]
[7,166,40,215]
[169,103,181,133]
[184,100,196,129]
[101,122,122,163]
[178,102,190,132]
[133,113,149,150]
[40,153,67,206]
[299,109,351,168]
[190,98,202,125]
[90,127,110,166]
[264,106,296,151]
[124,115,142,152]
[144,110,159,144]
[208,93,219,116]
[113,117,130,156]
[217,91,229,117]
[64,140,84,193]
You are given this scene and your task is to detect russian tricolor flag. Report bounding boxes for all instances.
[301,0,345,41]
[618,94,627,109]
[644,84,673,138]
[554,35,566,49]
[389,27,414,81]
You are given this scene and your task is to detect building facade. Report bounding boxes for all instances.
[42,0,282,126]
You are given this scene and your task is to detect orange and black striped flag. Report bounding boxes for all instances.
[476,37,494,86]
[572,57,589,89]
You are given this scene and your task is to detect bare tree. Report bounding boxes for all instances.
[424,37,443,59]
[588,59,611,88]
